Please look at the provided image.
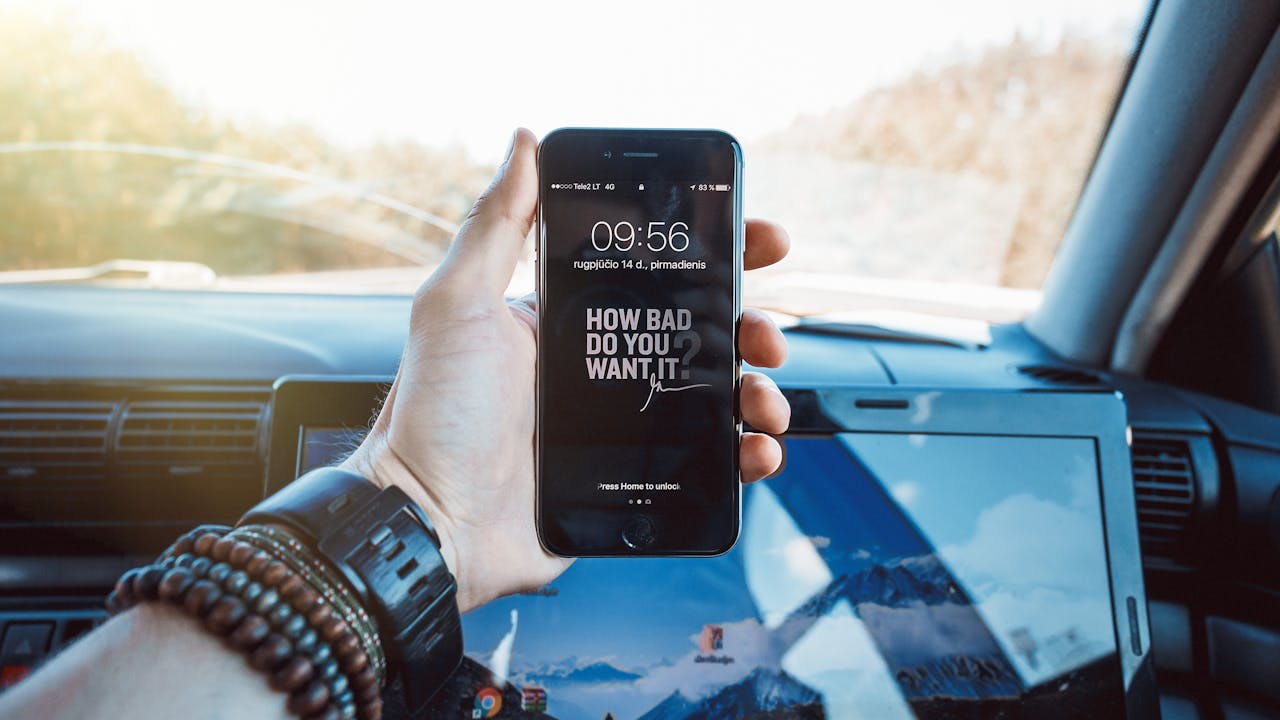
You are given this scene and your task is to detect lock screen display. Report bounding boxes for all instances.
[537,131,741,555]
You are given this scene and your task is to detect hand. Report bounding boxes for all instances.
[342,129,791,613]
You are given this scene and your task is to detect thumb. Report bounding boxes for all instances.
[436,128,539,297]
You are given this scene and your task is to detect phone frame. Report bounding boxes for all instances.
[534,127,744,557]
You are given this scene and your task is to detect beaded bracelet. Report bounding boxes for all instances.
[206,527,384,718]
[106,525,383,720]
[230,525,383,679]
[229,524,386,682]
[109,531,356,719]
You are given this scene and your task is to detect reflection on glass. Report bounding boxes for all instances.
[782,598,914,720]
[447,436,1123,719]
[298,427,364,475]
[839,433,1115,687]
[743,483,832,628]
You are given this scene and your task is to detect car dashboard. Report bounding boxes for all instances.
[1,286,1279,719]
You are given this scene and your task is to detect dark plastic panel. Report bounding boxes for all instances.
[1149,600,1194,673]
[1207,616,1280,704]
[1160,693,1200,720]
[0,286,409,381]
[1178,388,1280,453]
[1222,697,1280,720]
[1225,446,1280,584]
[763,330,890,387]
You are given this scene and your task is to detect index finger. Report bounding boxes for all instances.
[745,218,790,271]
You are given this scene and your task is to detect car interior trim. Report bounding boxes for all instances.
[1113,24,1280,375]
[1028,0,1280,365]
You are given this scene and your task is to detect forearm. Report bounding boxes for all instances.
[0,604,288,720]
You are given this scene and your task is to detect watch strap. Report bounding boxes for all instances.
[242,467,462,713]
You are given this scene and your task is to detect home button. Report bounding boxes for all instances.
[622,515,656,550]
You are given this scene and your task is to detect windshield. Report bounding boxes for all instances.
[1,1,1148,319]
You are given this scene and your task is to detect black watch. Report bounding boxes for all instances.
[241,467,463,713]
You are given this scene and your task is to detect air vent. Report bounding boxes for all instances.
[1131,435,1196,564]
[1017,364,1105,386]
[114,401,263,478]
[0,401,115,484]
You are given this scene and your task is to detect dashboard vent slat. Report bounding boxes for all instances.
[0,388,269,539]
[0,402,115,482]
[1131,435,1196,564]
[115,401,264,477]
[1016,364,1105,386]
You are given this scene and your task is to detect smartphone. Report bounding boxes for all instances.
[536,128,743,557]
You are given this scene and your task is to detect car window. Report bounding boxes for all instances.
[1,0,1148,319]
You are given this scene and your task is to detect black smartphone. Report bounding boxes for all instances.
[536,128,743,557]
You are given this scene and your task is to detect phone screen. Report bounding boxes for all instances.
[537,129,742,556]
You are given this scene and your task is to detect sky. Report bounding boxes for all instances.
[9,0,1148,162]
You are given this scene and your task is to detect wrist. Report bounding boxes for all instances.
[340,443,477,614]
[106,524,379,719]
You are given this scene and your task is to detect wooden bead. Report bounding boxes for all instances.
[224,570,250,595]
[277,574,305,599]
[241,581,264,605]
[206,562,231,584]
[287,679,331,716]
[204,595,247,635]
[104,590,126,615]
[188,556,212,578]
[338,649,368,676]
[252,588,280,616]
[307,603,333,627]
[281,614,307,641]
[330,632,359,660]
[356,682,382,704]
[246,551,273,577]
[294,628,319,655]
[249,634,292,672]
[269,655,314,693]
[262,561,290,588]
[363,698,383,720]
[316,658,340,681]
[112,568,142,607]
[310,642,332,666]
[328,671,348,695]
[229,614,270,650]
[183,580,222,616]
[210,536,236,562]
[267,602,293,627]
[133,566,165,601]
[319,617,348,643]
[193,533,221,556]
[229,541,256,568]
[348,664,376,691]
[290,587,320,614]
[157,567,195,603]
[169,537,194,557]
